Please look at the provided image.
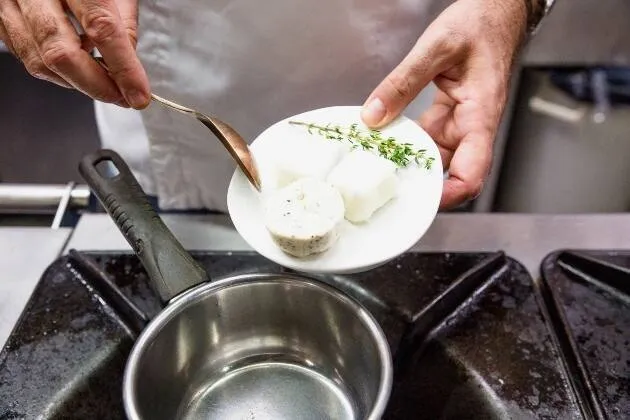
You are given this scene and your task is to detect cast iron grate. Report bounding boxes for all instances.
[540,250,630,420]
[0,250,595,419]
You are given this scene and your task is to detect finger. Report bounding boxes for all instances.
[361,27,470,128]
[419,101,451,142]
[418,91,457,168]
[66,0,150,108]
[417,104,452,169]
[16,0,123,100]
[79,34,95,53]
[114,0,139,48]
[0,20,16,55]
[0,1,72,88]
[66,12,99,53]
[439,132,493,210]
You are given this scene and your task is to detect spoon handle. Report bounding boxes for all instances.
[92,56,262,192]
[150,93,196,115]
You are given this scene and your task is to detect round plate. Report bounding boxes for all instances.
[227,106,443,274]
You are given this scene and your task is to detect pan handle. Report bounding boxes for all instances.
[78,149,208,303]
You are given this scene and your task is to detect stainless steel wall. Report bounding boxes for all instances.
[494,70,630,213]
[524,0,630,66]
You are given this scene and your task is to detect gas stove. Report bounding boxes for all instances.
[0,250,628,419]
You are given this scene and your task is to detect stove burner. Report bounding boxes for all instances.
[0,250,627,419]
[541,250,630,419]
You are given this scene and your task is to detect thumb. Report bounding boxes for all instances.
[361,31,464,128]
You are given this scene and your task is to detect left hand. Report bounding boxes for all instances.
[361,0,529,210]
[0,0,149,108]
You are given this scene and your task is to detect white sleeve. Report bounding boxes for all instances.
[93,101,158,196]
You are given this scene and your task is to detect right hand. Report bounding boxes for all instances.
[0,0,150,109]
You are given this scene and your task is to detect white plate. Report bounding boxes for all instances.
[227,106,443,274]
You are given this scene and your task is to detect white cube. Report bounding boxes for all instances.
[272,135,345,189]
[327,150,398,223]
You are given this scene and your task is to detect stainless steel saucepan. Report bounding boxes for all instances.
[79,149,393,420]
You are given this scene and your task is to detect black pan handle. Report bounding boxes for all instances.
[78,149,208,302]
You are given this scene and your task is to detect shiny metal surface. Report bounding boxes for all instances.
[93,57,261,192]
[124,273,392,420]
[0,184,90,214]
[522,0,630,65]
[0,228,71,349]
[178,359,356,420]
[65,213,630,279]
[494,70,630,213]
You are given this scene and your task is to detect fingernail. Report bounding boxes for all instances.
[361,97,386,126]
[125,89,150,109]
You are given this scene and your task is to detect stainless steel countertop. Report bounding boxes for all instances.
[67,213,630,278]
[0,228,71,349]
[3,213,630,351]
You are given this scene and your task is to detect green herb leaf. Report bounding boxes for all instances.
[288,120,435,170]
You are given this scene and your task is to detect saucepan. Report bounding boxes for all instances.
[78,149,393,420]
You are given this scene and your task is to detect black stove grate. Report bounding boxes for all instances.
[540,250,630,419]
[1,250,626,419]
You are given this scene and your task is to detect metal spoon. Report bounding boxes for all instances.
[94,57,261,192]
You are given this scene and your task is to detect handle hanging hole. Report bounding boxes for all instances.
[96,159,121,179]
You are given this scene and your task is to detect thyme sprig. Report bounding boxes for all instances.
[288,120,435,170]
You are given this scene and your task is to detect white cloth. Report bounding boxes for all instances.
[95,0,440,211]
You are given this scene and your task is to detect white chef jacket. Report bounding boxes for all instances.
[95,0,440,212]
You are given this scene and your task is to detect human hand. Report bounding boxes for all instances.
[0,0,150,109]
[361,0,529,209]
